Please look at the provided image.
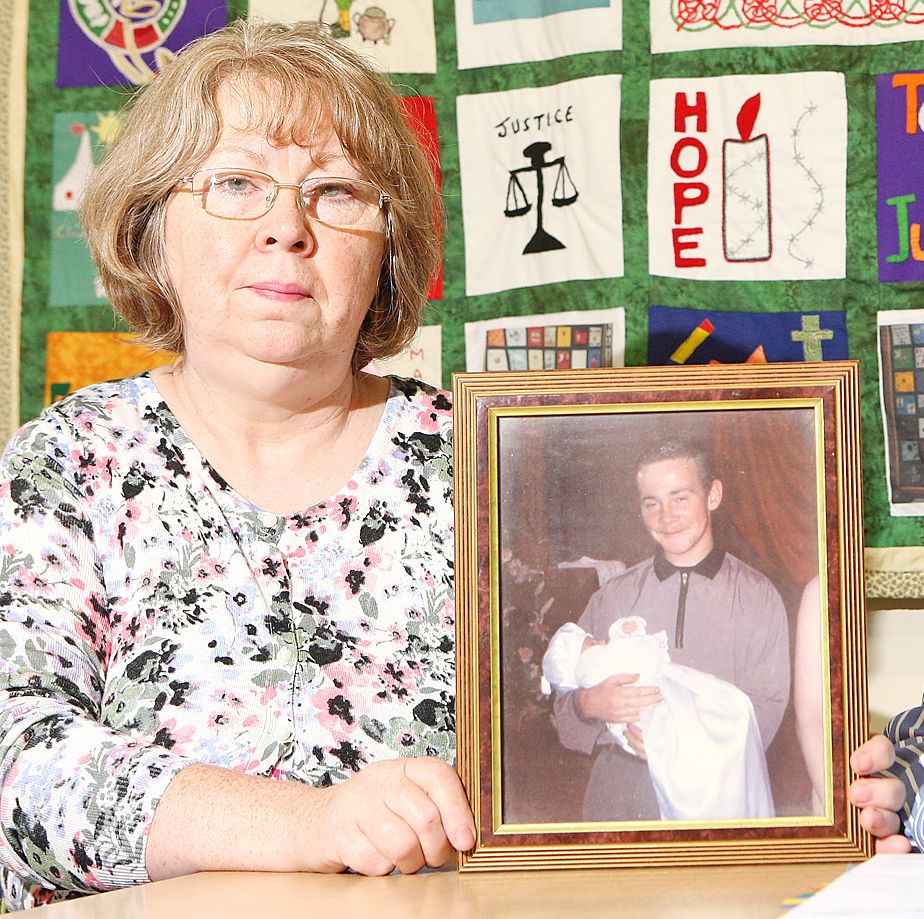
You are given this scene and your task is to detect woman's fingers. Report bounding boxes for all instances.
[405,757,476,853]
[382,779,453,869]
[335,790,430,876]
[357,802,429,875]
[339,825,401,876]
[327,757,475,875]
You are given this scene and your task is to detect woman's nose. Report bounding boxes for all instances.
[255,186,316,254]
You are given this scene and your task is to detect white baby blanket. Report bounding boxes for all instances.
[542,616,774,820]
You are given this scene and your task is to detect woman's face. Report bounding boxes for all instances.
[163,82,386,376]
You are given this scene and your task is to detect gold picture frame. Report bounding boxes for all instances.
[453,362,870,870]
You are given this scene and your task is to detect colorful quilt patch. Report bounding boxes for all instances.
[878,311,924,515]
[651,1,924,53]
[57,1,227,87]
[472,0,609,25]
[483,322,612,371]
[648,73,847,282]
[49,111,121,307]
[44,332,174,406]
[464,307,625,372]
[648,305,849,365]
[399,96,442,299]
[877,72,924,282]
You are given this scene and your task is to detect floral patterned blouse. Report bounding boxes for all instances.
[0,373,455,910]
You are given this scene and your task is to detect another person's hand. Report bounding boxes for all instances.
[625,722,647,761]
[309,756,476,875]
[576,673,662,725]
[848,734,911,853]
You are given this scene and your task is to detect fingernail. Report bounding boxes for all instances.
[458,827,475,850]
[852,752,871,773]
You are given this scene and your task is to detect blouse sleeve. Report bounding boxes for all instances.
[0,431,194,895]
[883,702,924,851]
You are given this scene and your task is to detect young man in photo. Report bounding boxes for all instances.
[552,440,790,821]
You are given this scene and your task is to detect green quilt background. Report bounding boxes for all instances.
[20,1,924,548]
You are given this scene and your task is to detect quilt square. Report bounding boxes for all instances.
[368,326,442,388]
[249,0,436,73]
[458,76,623,296]
[648,306,849,365]
[45,332,173,405]
[651,1,924,54]
[49,111,121,307]
[877,72,924,282]
[878,309,924,515]
[648,73,847,281]
[464,308,625,372]
[57,1,227,87]
[456,0,620,68]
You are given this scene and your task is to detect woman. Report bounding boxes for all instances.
[0,20,473,909]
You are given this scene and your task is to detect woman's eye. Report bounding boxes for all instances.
[324,185,349,199]
[309,181,355,200]
[215,174,257,193]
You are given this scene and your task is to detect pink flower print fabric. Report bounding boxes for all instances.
[0,373,455,909]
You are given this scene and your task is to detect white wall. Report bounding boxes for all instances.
[868,606,924,733]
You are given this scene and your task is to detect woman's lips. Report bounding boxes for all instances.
[248,282,311,301]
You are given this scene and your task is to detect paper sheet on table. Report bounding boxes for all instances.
[785,855,924,917]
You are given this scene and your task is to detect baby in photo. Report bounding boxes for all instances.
[541,614,775,820]
[541,615,668,755]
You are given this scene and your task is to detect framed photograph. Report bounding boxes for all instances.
[453,362,869,870]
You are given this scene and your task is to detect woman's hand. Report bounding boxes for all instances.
[307,756,475,875]
[848,734,912,853]
[575,674,662,726]
[147,757,474,881]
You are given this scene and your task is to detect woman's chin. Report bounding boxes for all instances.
[238,341,351,376]
[231,329,315,365]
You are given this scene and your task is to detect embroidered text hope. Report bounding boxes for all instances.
[671,92,708,268]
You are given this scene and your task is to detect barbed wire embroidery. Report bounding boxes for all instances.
[787,102,824,270]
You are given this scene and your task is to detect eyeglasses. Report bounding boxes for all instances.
[175,168,392,228]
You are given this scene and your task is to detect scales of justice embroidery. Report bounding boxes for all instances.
[504,141,579,254]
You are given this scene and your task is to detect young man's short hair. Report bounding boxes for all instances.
[634,439,716,491]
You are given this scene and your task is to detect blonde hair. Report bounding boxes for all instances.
[81,19,440,369]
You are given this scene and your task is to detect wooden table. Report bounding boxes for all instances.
[31,862,849,918]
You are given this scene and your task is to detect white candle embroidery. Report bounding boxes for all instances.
[723,93,772,262]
